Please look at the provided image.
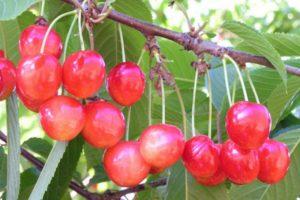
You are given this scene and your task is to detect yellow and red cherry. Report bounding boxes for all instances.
[63,50,106,98]
[226,101,271,150]
[19,25,63,58]
[82,100,125,148]
[16,54,62,102]
[107,61,145,106]
[258,139,290,184]
[0,57,16,101]
[220,140,259,184]
[139,124,185,169]
[182,135,219,178]
[103,141,150,187]
[195,144,226,186]
[39,96,85,141]
[16,87,44,112]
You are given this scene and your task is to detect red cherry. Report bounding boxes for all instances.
[195,144,226,186]
[103,141,150,187]
[82,100,125,148]
[220,140,259,184]
[17,87,43,112]
[139,124,185,169]
[258,139,290,184]
[0,58,16,101]
[0,50,4,58]
[182,135,219,178]
[226,101,271,150]
[63,50,106,98]
[107,61,145,106]
[16,54,62,102]
[150,167,165,175]
[19,25,63,58]
[39,96,85,141]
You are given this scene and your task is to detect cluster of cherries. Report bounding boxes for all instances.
[0,23,290,188]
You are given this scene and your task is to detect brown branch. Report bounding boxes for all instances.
[62,0,300,76]
[0,131,167,200]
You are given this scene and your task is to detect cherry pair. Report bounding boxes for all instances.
[103,124,185,187]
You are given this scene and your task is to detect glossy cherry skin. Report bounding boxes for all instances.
[19,25,63,58]
[226,101,271,150]
[17,54,62,102]
[220,140,259,184]
[182,135,219,178]
[17,87,44,112]
[107,61,145,106]
[82,100,125,148]
[195,144,226,186]
[0,58,16,101]
[39,96,85,141]
[103,141,150,187]
[63,50,106,98]
[0,50,4,58]
[258,139,290,184]
[139,124,185,169]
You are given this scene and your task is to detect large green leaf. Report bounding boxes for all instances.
[43,136,84,200]
[0,147,7,191]
[0,0,37,20]
[229,128,300,200]
[222,21,287,86]
[83,143,103,170]
[166,162,229,200]
[237,33,300,57]
[22,138,52,159]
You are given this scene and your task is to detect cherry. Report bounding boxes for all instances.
[63,50,106,98]
[107,61,145,106]
[17,87,43,112]
[139,124,185,169]
[103,141,150,187]
[182,135,219,178]
[82,100,125,148]
[258,139,290,184]
[226,101,271,150]
[39,96,85,141]
[0,58,16,101]
[220,140,259,184]
[195,144,226,186]
[16,54,62,102]
[19,25,63,58]
[150,167,165,175]
[0,50,4,58]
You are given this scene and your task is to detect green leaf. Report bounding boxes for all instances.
[83,143,103,170]
[166,162,229,200]
[29,141,68,200]
[0,0,38,20]
[222,21,287,86]
[267,76,300,129]
[229,128,300,200]
[6,92,21,200]
[0,147,7,191]
[43,136,84,200]
[18,168,39,200]
[22,138,52,159]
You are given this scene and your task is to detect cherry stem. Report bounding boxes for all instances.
[125,107,131,141]
[222,58,232,106]
[174,84,187,139]
[148,81,152,126]
[207,71,212,139]
[191,68,198,137]
[161,78,166,124]
[40,0,46,17]
[225,54,249,102]
[245,68,260,103]
[40,10,77,54]
[62,15,78,61]
[118,23,126,62]
[137,48,145,65]
[231,78,237,104]
[78,10,85,50]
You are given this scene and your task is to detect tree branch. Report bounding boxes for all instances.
[0,131,167,200]
[62,0,300,76]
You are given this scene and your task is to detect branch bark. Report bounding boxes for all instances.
[62,0,300,76]
[0,131,166,200]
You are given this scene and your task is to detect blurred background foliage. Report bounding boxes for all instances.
[0,0,300,199]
